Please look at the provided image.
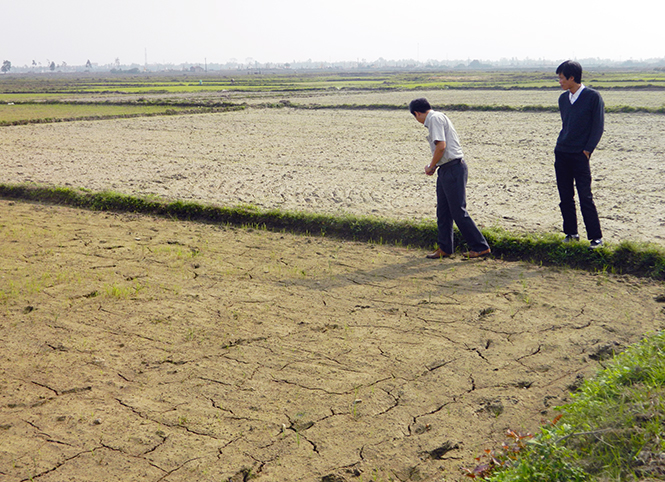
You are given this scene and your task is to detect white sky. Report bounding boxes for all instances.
[2,0,664,67]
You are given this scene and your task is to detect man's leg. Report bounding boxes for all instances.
[436,171,455,254]
[440,161,489,253]
[554,151,578,236]
[572,153,603,240]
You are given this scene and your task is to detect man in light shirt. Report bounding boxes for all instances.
[554,60,605,249]
[409,98,491,259]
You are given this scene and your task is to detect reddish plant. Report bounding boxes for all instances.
[462,429,534,479]
[463,415,563,479]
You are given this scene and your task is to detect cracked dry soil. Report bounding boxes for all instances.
[1,200,664,482]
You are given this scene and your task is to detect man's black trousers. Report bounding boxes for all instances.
[554,150,603,240]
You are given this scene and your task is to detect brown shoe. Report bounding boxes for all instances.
[426,248,452,259]
[463,248,491,258]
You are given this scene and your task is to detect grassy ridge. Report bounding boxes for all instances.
[282,101,665,114]
[0,102,244,126]
[2,183,664,280]
[2,100,663,127]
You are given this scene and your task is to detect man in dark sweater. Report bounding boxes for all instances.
[554,60,605,249]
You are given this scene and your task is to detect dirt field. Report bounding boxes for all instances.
[1,106,664,244]
[2,98,665,481]
[1,199,665,482]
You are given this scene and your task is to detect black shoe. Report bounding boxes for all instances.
[563,234,580,243]
[589,239,603,249]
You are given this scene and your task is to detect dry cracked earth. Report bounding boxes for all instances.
[2,200,665,481]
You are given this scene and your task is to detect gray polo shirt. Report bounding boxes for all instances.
[424,110,464,165]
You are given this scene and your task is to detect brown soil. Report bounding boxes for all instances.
[1,199,664,482]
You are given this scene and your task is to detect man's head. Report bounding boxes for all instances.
[556,60,583,85]
[409,98,431,124]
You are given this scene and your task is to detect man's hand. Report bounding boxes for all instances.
[583,150,591,159]
[425,140,445,175]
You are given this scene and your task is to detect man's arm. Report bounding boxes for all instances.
[584,93,605,158]
[425,140,446,175]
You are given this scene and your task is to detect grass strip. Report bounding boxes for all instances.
[2,183,665,280]
[2,100,663,128]
[268,102,665,114]
[486,331,665,481]
[0,102,245,126]
[0,183,438,247]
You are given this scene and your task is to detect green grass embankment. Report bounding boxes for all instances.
[270,100,665,115]
[2,98,664,128]
[2,183,664,281]
[0,102,244,126]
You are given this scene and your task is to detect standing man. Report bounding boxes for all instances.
[554,60,605,249]
[409,98,491,259]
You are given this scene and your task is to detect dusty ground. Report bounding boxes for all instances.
[1,106,664,244]
[2,95,665,481]
[1,199,665,482]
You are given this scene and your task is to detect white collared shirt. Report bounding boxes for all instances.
[569,84,586,104]
[423,110,464,164]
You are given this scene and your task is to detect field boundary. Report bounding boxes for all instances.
[3,99,664,127]
[2,183,664,280]
[0,103,244,127]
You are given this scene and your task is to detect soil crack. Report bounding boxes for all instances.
[516,344,543,361]
[19,446,103,482]
[30,381,91,397]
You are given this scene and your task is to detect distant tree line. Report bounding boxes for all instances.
[2,56,665,74]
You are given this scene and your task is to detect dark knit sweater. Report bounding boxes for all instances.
[555,87,605,154]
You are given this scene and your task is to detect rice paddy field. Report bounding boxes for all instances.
[1,70,665,481]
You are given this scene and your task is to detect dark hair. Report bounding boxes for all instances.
[409,98,431,115]
[556,60,583,84]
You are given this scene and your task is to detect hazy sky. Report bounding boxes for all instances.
[2,0,664,67]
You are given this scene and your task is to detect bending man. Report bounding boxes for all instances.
[409,98,491,259]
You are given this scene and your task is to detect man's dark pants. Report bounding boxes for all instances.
[435,159,489,254]
[554,150,602,240]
